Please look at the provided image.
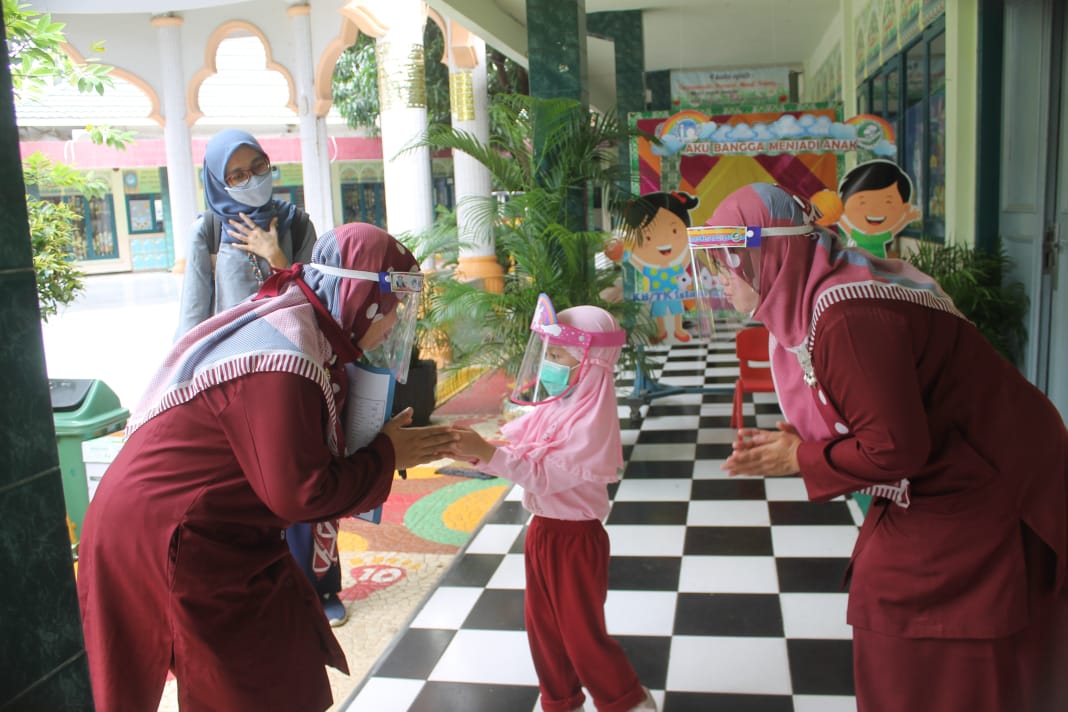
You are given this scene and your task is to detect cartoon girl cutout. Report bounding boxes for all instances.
[813,159,922,257]
[618,191,700,343]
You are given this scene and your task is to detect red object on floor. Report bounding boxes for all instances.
[731,326,775,429]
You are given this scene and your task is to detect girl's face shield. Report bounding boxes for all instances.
[309,265,424,383]
[510,329,589,406]
[509,294,626,407]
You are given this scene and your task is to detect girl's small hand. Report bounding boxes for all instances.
[723,421,802,478]
[445,426,497,464]
[229,214,287,268]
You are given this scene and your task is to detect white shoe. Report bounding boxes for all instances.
[628,686,657,712]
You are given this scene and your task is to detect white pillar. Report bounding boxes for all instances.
[151,14,197,272]
[287,3,335,234]
[447,27,502,291]
[376,0,434,240]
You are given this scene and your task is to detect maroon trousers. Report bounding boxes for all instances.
[524,516,646,712]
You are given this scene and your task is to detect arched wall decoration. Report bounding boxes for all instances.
[447,21,478,69]
[60,42,164,127]
[314,1,446,117]
[314,17,360,118]
[186,20,298,127]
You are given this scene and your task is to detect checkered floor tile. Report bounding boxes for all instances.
[343,324,862,712]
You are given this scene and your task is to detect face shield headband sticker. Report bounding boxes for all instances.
[308,264,424,294]
[308,263,424,383]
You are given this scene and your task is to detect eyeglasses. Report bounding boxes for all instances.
[225,157,271,188]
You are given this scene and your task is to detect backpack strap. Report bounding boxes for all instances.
[201,211,223,255]
[291,208,310,257]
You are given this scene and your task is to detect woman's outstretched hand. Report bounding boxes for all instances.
[380,408,459,471]
[722,421,802,477]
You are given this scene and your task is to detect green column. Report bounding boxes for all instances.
[0,9,94,711]
[646,69,672,111]
[526,0,590,230]
[588,10,645,185]
[526,0,588,104]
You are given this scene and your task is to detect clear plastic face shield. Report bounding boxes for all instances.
[687,224,812,335]
[309,264,424,383]
[510,294,627,406]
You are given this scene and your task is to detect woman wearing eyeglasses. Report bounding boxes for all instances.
[176,129,317,337]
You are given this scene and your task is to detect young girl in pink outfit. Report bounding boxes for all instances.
[448,295,656,712]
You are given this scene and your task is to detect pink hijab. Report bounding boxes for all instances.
[706,183,965,442]
[501,306,624,482]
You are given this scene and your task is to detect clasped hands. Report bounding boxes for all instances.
[380,411,495,471]
[722,422,803,478]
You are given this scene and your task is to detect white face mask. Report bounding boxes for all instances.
[225,171,274,208]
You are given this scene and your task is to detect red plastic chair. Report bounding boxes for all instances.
[731,326,775,429]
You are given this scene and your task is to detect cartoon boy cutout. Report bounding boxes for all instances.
[835,159,922,257]
[617,192,700,343]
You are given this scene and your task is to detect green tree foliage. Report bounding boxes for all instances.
[331,21,528,137]
[5,0,132,319]
[331,21,450,135]
[22,156,108,319]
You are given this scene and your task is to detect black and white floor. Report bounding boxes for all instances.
[344,324,863,712]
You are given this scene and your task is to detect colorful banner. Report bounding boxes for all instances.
[670,67,791,109]
[620,105,899,343]
[899,0,923,45]
[881,0,899,57]
[866,3,882,77]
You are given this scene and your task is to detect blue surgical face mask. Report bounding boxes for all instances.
[539,360,574,397]
[225,170,274,208]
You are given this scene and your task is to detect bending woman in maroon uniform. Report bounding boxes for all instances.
[77,223,458,711]
[702,183,1068,712]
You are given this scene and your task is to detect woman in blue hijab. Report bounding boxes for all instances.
[176,129,317,336]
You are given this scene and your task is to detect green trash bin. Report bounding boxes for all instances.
[50,379,129,539]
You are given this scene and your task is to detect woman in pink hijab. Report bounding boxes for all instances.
[448,296,657,712]
[705,182,1068,712]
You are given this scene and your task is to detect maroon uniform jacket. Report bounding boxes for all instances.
[78,372,395,711]
[796,300,1068,640]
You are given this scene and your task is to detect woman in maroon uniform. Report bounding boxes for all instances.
[700,183,1068,712]
[77,223,457,711]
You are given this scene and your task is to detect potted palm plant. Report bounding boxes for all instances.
[904,238,1029,366]
[409,94,655,378]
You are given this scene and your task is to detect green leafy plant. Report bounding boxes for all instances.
[5,0,132,320]
[905,239,1029,365]
[407,94,655,377]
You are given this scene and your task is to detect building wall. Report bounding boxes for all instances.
[803,0,978,247]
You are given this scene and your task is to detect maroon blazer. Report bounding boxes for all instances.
[78,372,395,711]
[795,300,1068,639]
